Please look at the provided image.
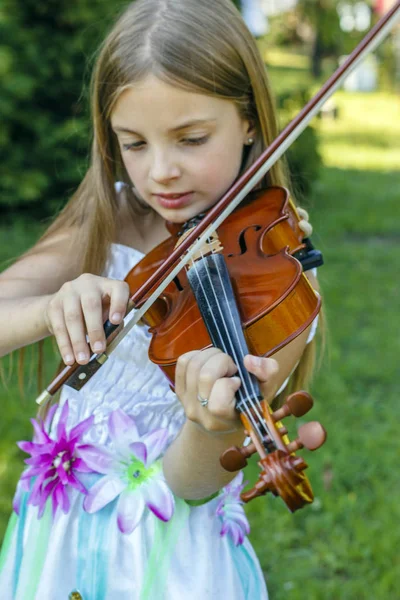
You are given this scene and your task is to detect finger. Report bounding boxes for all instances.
[81,292,107,354]
[207,376,242,424]
[196,351,238,402]
[298,219,313,237]
[297,207,309,221]
[106,280,130,324]
[63,295,91,364]
[47,302,75,365]
[184,347,222,401]
[243,355,279,384]
[175,350,200,400]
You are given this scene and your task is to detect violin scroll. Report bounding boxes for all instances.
[220,390,327,511]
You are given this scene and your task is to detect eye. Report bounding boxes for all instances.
[181,135,209,146]
[122,141,145,151]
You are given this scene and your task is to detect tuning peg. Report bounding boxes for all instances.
[272,391,314,422]
[220,442,256,472]
[285,421,327,454]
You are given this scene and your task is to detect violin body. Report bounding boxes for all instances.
[125,186,321,385]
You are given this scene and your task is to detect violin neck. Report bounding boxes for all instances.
[187,252,262,413]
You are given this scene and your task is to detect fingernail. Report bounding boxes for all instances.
[112,312,122,323]
[93,342,103,352]
[64,354,73,364]
[77,352,87,362]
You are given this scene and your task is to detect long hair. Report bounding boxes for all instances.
[33,0,320,404]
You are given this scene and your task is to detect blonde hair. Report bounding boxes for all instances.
[35,0,319,401]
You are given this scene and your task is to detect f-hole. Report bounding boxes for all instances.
[228,224,262,257]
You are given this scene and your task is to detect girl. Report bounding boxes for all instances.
[0,0,319,598]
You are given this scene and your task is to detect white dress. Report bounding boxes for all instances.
[0,243,269,600]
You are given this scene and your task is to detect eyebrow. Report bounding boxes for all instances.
[112,118,217,135]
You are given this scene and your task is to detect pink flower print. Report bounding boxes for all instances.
[15,401,94,518]
[78,409,175,534]
[216,472,250,546]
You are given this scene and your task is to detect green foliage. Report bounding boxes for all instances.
[296,0,343,46]
[287,124,322,199]
[270,0,393,82]
[376,37,400,92]
[0,0,127,216]
[276,87,323,198]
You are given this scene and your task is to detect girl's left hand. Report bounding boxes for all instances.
[175,347,279,435]
[297,206,313,238]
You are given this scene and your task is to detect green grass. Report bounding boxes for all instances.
[1,52,400,598]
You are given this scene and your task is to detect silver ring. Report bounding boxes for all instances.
[197,394,209,407]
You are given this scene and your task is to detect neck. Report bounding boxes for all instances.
[117,210,170,254]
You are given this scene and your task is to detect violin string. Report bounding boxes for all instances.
[190,251,268,440]
[188,254,245,405]
[198,256,269,440]
[202,254,270,437]
[212,255,261,403]
[190,257,263,439]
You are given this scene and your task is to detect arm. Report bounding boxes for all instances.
[0,233,81,356]
[0,232,130,363]
[163,420,245,500]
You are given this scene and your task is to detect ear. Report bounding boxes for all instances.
[246,120,256,137]
[242,119,256,145]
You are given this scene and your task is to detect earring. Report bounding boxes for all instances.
[246,137,254,145]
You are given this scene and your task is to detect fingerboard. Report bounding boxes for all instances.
[187,253,262,413]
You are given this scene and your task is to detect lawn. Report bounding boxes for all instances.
[1,52,399,598]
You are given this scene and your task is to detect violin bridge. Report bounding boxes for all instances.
[175,226,224,264]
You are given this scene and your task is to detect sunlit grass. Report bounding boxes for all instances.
[264,47,309,70]
[319,92,400,171]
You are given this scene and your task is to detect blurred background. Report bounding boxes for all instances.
[0,1,399,598]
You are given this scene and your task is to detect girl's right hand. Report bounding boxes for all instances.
[44,274,130,365]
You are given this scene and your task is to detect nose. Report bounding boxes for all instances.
[149,148,181,184]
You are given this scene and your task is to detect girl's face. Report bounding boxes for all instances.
[111,75,253,224]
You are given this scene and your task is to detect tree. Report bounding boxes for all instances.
[296,0,343,77]
[0,0,126,217]
[0,0,245,218]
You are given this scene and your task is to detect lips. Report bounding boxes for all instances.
[154,192,193,209]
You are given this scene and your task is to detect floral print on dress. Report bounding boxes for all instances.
[216,471,250,546]
[14,404,249,545]
[77,409,175,534]
[14,401,93,518]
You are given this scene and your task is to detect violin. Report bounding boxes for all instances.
[36,2,400,511]
[123,185,326,511]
